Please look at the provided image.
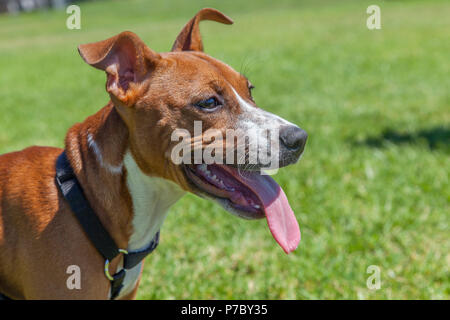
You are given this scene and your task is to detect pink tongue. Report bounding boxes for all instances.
[222,167,301,254]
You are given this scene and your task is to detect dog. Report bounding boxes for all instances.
[0,8,307,299]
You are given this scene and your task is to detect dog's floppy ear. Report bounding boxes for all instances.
[171,8,233,52]
[78,31,160,106]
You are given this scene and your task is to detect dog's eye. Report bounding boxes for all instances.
[195,97,221,111]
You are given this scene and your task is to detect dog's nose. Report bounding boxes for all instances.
[279,125,308,153]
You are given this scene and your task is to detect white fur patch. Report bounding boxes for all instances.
[231,87,299,170]
[231,87,296,127]
[113,152,185,299]
[124,152,185,250]
[87,133,124,174]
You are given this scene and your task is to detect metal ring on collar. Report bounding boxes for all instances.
[104,249,129,281]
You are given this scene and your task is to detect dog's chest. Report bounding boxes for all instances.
[114,152,185,299]
[118,261,144,298]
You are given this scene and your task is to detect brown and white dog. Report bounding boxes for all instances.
[0,8,307,299]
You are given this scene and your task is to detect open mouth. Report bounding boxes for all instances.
[183,163,301,253]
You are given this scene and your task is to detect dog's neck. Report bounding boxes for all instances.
[65,103,185,251]
[123,152,184,251]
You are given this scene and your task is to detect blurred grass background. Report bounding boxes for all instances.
[0,0,449,299]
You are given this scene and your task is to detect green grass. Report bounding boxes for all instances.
[0,0,448,299]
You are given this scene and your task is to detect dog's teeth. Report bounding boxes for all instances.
[212,175,217,180]
[253,205,260,209]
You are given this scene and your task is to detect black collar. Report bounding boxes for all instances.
[55,151,159,299]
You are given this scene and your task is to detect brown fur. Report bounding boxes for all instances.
[0,8,257,299]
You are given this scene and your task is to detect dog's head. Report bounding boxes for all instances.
[78,8,307,253]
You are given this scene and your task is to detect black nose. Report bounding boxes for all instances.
[279,125,308,153]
